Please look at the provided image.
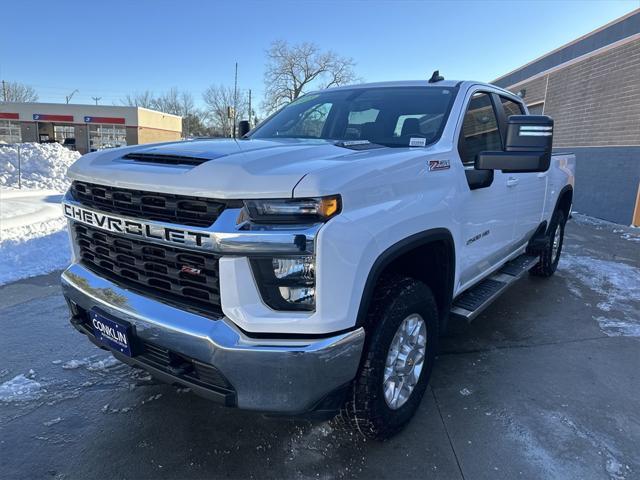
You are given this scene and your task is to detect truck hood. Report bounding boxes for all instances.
[67,138,393,199]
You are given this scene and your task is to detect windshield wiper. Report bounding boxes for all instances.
[333,140,386,150]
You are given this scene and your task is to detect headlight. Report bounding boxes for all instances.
[242,195,341,224]
[250,256,316,311]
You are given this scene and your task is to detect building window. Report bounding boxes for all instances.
[89,124,127,150]
[54,125,75,143]
[0,120,22,143]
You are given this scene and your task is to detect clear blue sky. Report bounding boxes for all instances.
[1,0,637,113]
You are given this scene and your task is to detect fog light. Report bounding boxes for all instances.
[278,286,316,306]
[272,256,314,280]
[250,256,317,311]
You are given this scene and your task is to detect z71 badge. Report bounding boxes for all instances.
[428,159,450,171]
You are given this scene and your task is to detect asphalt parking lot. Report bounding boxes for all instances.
[1,215,639,480]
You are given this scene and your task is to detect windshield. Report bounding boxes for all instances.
[250,86,456,147]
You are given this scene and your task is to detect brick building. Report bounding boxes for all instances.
[0,103,182,154]
[493,10,640,226]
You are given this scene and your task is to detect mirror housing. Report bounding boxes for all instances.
[238,120,251,138]
[476,115,553,173]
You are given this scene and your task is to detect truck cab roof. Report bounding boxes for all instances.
[319,80,517,98]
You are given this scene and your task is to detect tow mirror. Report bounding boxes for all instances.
[238,120,251,138]
[476,115,553,173]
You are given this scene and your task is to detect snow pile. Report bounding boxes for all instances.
[0,222,71,285]
[0,142,80,191]
[0,371,44,403]
[0,189,70,285]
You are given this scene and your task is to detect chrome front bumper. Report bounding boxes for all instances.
[61,263,365,414]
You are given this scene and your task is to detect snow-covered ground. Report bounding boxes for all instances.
[558,253,640,336]
[0,189,71,285]
[0,143,80,285]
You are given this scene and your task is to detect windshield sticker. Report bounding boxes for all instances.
[409,137,427,147]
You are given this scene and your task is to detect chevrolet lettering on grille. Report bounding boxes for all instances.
[63,203,216,249]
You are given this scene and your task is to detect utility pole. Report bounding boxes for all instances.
[91,96,101,105]
[233,62,238,138]
[1,80,6,102]
[248,89,252,127]
[65,89,79,104]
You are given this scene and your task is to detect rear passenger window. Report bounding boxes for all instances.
[500,96,525,118]
[459,92,502,166]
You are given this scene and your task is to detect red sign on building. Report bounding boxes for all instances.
[33,114,74,122]
[0,112,19,119]
[84,116,126,124]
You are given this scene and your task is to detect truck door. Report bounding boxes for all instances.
[455,90,518,291]
[496,95,548,244]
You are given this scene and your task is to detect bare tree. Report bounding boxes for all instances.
[262,40,358,113]
[178,91,197,137]
[202,85,248,137]
[2,81,39,102]
[121,91,156,109]
[122,88,206,137]
[153,87,182,115]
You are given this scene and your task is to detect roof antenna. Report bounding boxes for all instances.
[428,70,444,83]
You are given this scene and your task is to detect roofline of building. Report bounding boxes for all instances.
[493,8,639,83]
[0,101,137,109]
[136,106,182,119]
[0,101,182,119]
[500,32,640,91]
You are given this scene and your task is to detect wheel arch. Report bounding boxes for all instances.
[355,228,455,333]
[552,185,573,227]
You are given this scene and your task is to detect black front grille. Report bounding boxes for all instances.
[70,181,236,228]
[134,340,233,392]
[74,223,222,317]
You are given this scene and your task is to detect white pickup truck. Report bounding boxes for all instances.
[61,77,575,439]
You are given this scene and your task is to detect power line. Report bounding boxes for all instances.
[91,96,102,105]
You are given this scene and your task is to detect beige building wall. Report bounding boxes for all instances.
[135,108,182,145]
[137,127,182,144]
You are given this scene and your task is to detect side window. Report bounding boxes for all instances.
[459,92,502,166]
[499,96,525,118]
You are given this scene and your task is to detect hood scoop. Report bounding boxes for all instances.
[122,152,217,166]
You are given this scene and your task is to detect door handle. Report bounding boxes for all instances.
[506,177,519,187]
[537,172,548,178]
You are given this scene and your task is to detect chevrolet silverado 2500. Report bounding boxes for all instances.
[61,78,575,439]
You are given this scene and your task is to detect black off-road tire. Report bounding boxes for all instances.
[530,209,566,277]
[336,275,439,440]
